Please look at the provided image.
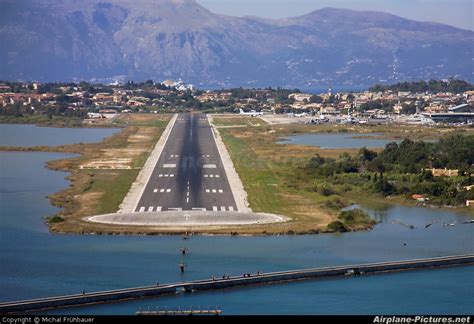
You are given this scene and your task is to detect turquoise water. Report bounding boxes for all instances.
[278,133,400,149]
[0,127,473,315]
[0,124,119,147]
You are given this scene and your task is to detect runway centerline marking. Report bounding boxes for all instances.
[163,164,176,168]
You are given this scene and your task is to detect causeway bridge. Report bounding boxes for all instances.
[1,254,473,313]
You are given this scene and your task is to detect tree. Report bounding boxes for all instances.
[309,95,323,103]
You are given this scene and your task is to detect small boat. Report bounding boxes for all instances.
[462,220,474,224]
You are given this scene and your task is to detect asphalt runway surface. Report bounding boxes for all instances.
[135,113,237,212]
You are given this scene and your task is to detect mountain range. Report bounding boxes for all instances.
[1,0,473,88]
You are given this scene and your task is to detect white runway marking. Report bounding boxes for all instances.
[153,189,158,193]
[212,189,217,193]
[170,154,179,158]
[148,206,154,212]
[228,206,234,211]
[212,206,218,211]
[160,189,165,193]
[166,189,171,193]
[203,164,217,169]
[192,208,206,211]
[157,206,162,212]
[163,164,176,168]
[169,208,182,211]
[205,189,210,193]
[204,174,220,178]
[139,207,145,212]
[218,189,223,193]
[220,206,226,211]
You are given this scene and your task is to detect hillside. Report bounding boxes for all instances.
[1,0,472,87]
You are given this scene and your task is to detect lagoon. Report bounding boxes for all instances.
[0,124,119,147]
[0,127,472,315]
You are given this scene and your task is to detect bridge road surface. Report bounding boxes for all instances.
[135,113,237,213]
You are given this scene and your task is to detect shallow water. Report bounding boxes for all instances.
[0,130,472,315]
[0,124,119,147]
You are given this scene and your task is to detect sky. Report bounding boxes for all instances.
[197,0,473,31]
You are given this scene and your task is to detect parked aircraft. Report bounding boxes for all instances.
[239,109,263,116]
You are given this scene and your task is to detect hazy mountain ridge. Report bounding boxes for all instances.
[1,0,472,87]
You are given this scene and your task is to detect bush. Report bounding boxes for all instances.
[321,196,346,210]
[48,215,64,223]
[319,185,338,196]
[327,221,348,232]
[338,208,372,226]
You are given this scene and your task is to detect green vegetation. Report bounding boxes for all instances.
[304,134,474,206]
[327,209,375,233]
[220,131,287,215]
[369,79,473,94]
[0,114,172,234]
[47,215,64,224]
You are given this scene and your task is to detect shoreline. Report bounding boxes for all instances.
[1,115,471,236]
[0,115,124,129]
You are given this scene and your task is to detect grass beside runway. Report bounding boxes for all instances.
[212,116,474,235]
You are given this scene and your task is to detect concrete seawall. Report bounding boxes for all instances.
[1,254,473,313]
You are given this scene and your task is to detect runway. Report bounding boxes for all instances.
[134,113,237,212]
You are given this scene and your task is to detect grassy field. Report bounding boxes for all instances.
[210,116,474,234]
[0,113,171,234]
[2,113,472,235]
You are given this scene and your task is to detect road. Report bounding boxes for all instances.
[135,113,237,212]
